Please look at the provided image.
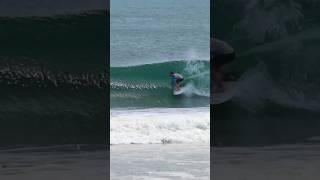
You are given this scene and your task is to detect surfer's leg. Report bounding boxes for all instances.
[176,79,182,90]
[175,80,179,90]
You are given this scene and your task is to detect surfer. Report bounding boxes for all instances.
[169,72,184,91]
[211,38,235,93]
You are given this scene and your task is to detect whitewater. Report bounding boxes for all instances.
[111,107,209,145]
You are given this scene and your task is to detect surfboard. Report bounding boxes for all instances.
[173,88,184,95]
[212,82,237,105]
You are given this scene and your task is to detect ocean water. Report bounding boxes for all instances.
[213,143,320,180]
[0,1,108,143]
[0,146,107,180]
[0,1,108,179]
[212,0,320,146]
[111,0,210,67]
[111,144,209,180]
[111,0,210,179]
[111,107,209,145]
[212,0,320,179]
[0,1,109,179]
[111,60,210,108]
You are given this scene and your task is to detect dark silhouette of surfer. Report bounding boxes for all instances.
[211,38,235,93]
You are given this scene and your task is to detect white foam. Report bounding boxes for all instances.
[182,60,210,97]
[110,107,210,145]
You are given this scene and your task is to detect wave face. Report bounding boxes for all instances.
[111,107,209,145]
[0,11,108,144]
[212,0,320,146]
[111,60,210,108]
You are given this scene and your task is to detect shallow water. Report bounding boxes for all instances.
[111,144,210,180]
[213,143,320,180]
[0,146,107,180]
